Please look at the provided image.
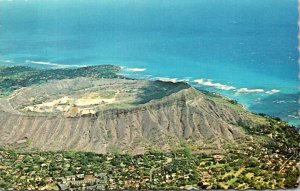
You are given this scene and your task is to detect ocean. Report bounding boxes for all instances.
[0,0,299,126]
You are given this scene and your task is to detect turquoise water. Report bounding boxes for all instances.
[0,0,299,126]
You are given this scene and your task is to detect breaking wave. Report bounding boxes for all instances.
[126,68,146,72]
[236,88,265,93]
[25,60,86,68]
[193,79,236,90]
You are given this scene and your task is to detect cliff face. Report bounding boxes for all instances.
[0,78,254,154]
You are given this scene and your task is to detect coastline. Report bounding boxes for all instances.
[0,64,298,127]
[118,66,299,127]
[0,64,299,189]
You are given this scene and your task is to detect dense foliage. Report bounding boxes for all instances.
[0,135,299,190]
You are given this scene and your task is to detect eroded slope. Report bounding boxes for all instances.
[0,77,257,154]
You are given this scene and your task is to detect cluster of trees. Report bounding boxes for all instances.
[1,137,299,190]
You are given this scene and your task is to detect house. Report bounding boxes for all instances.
[76,174,85,180]
[213,155,224,161]
[57,183,68,190]
[94,173,106,180]
[66,175,76,181]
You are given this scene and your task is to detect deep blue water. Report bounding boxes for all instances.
[0,0,299,126]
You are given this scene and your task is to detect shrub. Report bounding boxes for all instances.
[273,117,281,121]
[258,113,266,117]
[229,99,238,105]
[108,145,121,155]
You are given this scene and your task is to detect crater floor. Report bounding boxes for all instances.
[0,77,189,117]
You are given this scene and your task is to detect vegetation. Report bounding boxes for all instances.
[0,129,299,190]
[237,116,300,153]
[0,65,299,190]
[228,99,238,105]
[0,65,121,97]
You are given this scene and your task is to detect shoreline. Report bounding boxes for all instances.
[0,64,298,126]
[118,67,299,127]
